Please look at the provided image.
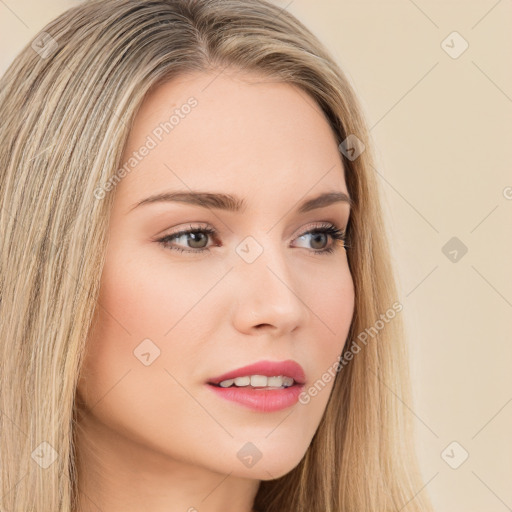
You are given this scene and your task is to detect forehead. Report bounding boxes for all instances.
[117,70,348,208]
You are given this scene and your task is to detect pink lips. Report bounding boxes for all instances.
[207,359,306,386]
[206,359,306,412]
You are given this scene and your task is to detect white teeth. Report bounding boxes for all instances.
[217,375,295,388]
[282,376,294,387]
[267,376,283,387]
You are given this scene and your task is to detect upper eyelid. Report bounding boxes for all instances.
[159,221,345,239]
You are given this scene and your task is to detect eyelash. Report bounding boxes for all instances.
[156,222,349,256]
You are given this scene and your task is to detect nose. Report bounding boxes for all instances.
[229,240,308,336]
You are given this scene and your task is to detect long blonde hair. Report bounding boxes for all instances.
[0,1,433,510]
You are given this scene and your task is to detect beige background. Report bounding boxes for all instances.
[1,1,511,511]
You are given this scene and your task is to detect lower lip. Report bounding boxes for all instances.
[206,383,305,412]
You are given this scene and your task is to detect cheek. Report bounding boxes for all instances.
[299,265,354,395]
[76,249,222,459]
[78,243,223,405]
[97,244,220,338]
[306,263,355,345]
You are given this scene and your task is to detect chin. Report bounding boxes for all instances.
[234,444,308,481]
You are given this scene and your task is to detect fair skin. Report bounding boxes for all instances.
[75,68,355,512]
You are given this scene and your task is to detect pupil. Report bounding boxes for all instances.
[189,232,207,248]
[311,233,326,249]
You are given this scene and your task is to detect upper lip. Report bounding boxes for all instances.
[208,359,306,386]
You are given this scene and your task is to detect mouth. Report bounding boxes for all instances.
[205,360,306,412]
[207,359,306,388]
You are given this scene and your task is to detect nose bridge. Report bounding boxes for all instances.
[231,231,307,331]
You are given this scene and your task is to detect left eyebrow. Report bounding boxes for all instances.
[297,191,353,213]
[128,190,353,214]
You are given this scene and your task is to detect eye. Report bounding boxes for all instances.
[156,222,349,255]
[157,224,217,254]
[291,222,348,255]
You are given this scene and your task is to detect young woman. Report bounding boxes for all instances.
[0,1,434,511]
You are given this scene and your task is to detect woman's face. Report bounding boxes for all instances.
[77,69,355,481]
